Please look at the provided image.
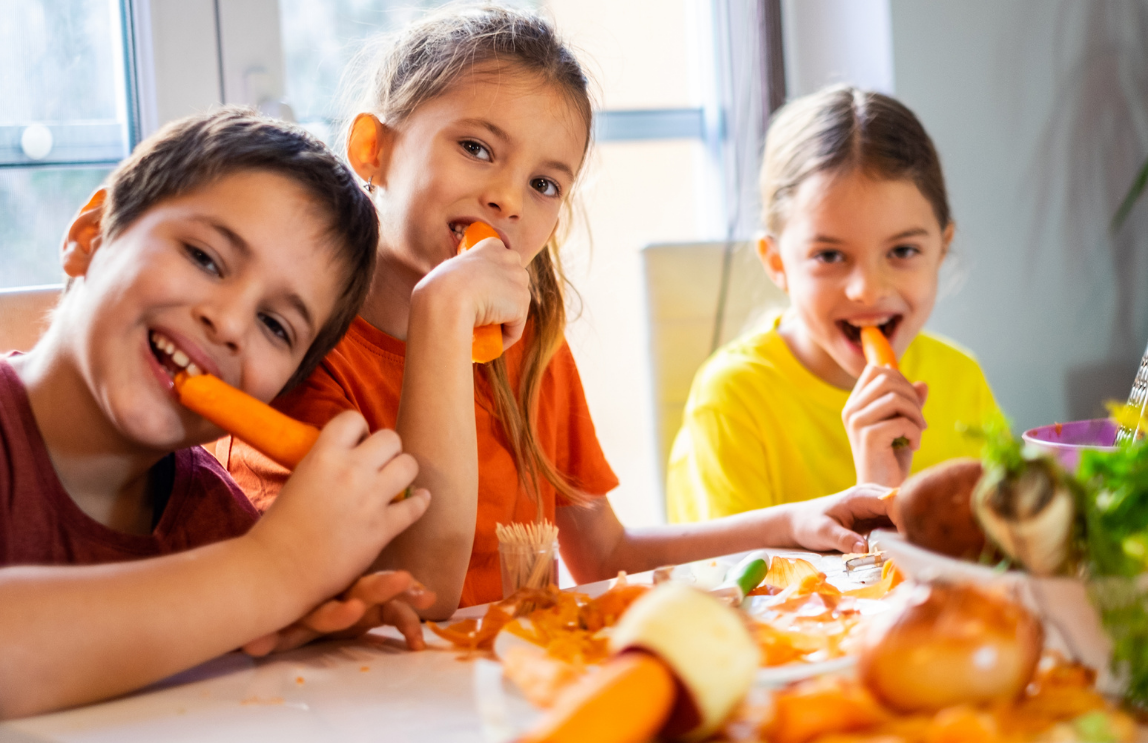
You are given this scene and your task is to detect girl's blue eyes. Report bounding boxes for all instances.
[813,250,845,264]
[890,245,920,259]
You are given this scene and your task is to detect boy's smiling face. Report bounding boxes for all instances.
[64,170,342,450]
[762,170,953,389]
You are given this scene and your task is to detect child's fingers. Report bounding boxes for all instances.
[345,571,412,604]
[241,632,280,657]
[806,517,868,555]
[832,485,897,522]
[376,488,431,543]
[857,369,924,411]
[300,597,368,634]
[346,571,436,611]
[859,417,923,452]
[353,427,406,471]
[914,380,929,406]
[851,391,928,433]
[381,600,427,650]
[501,315,528,350]
[313,409,372,451]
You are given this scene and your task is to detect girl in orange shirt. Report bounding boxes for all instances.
[223,5,894,617]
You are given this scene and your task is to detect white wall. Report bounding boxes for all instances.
[781,0,894,98]
[890,0,1148,429]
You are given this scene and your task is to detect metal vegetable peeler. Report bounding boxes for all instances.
[1116,338,1148,446]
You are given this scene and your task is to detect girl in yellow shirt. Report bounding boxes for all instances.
[668,86,1000,521]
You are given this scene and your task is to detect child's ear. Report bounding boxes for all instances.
[61,189,107,278]
[756,236,788,293]
[347,113,394,189]
[940,221,955,259]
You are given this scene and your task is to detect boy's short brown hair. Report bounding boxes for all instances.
[101,107,377,391]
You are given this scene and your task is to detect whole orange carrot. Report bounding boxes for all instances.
[457,222,504,364]
[174,371,319,469]
[860,326,898,370]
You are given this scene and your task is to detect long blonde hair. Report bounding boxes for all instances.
[346,5,594,511]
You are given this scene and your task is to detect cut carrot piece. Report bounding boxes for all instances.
[520,652,677,743]
[174,372,318,469]
[457,221,505,364]
[860,326,898,370]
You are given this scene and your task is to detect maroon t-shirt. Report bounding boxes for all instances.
[0,359,258,566]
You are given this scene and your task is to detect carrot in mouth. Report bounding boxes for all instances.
[860,326,898,370]
[174,371,320,469]
[859,326,911,449]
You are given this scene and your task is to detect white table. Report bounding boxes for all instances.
[0,551,853,742]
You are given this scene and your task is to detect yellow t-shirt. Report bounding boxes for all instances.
[666,316,1000,522]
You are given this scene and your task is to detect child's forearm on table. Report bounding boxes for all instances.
[0,535,318,720]
[559,499,794,584]
[377,288,479,619]
[601,508,796,578]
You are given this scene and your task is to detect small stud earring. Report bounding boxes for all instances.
[365,176,374,193]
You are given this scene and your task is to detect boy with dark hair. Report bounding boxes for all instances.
[0,109,432,719]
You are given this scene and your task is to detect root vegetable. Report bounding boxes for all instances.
[858,582,1043,713]
[894,458,986,559]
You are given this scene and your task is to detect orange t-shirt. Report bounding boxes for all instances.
[218,316,618,607]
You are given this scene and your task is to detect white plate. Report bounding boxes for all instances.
[754,655,857,688]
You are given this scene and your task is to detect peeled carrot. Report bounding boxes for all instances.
[860,326,898,370]
[174,372,413,501]
[174,371,319,469]
[520,652,677,743]
[457,222,504,364]
[860,326,911,448]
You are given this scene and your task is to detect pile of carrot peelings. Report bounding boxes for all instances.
[746,557,904,667]
[427,576,649,661]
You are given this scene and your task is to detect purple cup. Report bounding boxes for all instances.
[1021,418,1119,473]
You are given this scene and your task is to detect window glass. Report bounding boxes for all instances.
[1,0,130,287]
[0,167,111,289]
[278,0,533,143]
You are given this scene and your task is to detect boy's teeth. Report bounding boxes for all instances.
[150,330,202,375]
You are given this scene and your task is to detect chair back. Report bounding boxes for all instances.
[641,242,788,512]
[0,285,63,353]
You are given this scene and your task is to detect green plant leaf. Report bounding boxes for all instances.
[1113,155,1148,233]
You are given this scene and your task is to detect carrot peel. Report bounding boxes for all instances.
[458,222,504,364]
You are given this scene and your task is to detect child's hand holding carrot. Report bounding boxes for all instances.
[244,411,430,620]
[842,337,929,486]
[411,223,532,358]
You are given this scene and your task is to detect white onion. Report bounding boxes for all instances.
[858,582,1043,712]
